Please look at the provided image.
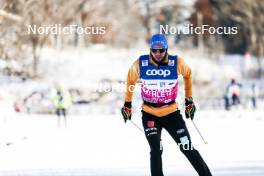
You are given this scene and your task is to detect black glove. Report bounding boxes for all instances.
[185,97,196,120]
[121,102,132,123]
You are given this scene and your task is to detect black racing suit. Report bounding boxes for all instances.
[142,110,212,176]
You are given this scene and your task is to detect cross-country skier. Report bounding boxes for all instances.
[53,85,72,127]
[121,34,212,176]
[225,78,242,108]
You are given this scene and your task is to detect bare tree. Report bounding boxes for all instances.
[128,0,189,43]
[0,0,194,79]
[210,0,264,78]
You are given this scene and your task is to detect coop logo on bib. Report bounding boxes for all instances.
[146,69,171,77]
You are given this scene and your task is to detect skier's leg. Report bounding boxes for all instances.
[162,111,212,176]
[62,108,67,127]
[252,97,256,109]
[232,95,236,106]
[142,111,164,176]
[224,96,230,110]
[224,96,228,110]
[56,109,61,127]
[237,96,241,105]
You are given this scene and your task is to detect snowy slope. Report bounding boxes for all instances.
[0,109,263,176]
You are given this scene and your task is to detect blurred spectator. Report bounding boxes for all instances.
[14,102,22,112]
[251,83,258,109]
[224,79,242,110]
[52,85,72,127]
[23,91,37,114]
[224,86,230,110]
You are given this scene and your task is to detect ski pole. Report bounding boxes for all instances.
[130,120,144,133]
[191,120,208,144]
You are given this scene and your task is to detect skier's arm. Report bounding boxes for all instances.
[122,60,139,123]
[177,57,196,120]
[177,57,192,98]
[124,59,140,103]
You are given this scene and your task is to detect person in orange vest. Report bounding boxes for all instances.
[121,34,212,176]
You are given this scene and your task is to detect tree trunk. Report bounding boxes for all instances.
[32,43,38,78]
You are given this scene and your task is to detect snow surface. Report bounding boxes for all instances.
[0,108,264,176]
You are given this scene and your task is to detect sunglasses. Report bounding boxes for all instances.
[151,48,166,53]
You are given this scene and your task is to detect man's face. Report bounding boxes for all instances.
[151,46,166,62]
